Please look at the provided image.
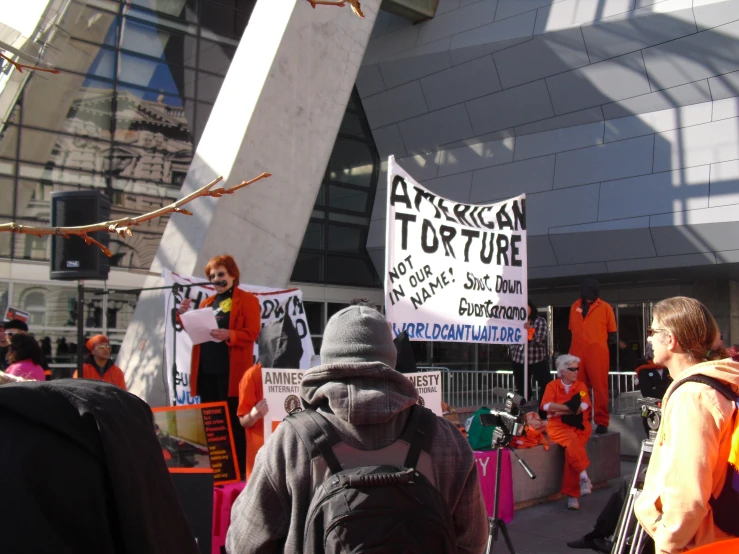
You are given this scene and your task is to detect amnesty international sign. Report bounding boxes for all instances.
[262,368,305,443]
[385,156,527,344]
[261,369,445,441]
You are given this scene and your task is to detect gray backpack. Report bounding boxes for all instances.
[284,405,459,554]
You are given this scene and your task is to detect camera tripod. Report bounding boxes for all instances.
[485,438,537,554]
[610,437,654,554]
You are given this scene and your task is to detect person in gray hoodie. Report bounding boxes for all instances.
[226,305,488,554]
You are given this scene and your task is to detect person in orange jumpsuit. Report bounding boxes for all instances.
[541,354,592,510]
[237,315,303,480]
[77,335,127,390]
[569,277,616,434]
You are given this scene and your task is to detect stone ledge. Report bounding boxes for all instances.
[509,431,621,508]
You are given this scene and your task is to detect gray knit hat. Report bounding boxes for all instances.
[320,306,397,368]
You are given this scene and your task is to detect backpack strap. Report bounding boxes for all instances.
[399,405,436,469]
[668,374,737,405]
[284,409,343,475]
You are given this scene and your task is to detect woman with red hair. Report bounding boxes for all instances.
[178,254,260,474]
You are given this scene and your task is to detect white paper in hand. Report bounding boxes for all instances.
[180,307,221,344]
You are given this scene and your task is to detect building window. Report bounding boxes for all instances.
[291,89,381,288]
[22,290,47,326]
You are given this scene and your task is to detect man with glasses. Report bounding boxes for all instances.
[78,335,127,390]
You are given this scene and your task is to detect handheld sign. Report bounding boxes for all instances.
[385,157,527,345]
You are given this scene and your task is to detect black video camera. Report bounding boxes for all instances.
[638,397,662,439]
[479,391,527,448]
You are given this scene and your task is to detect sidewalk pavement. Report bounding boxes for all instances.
[489,461,636,554]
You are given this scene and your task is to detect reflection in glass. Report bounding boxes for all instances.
[327,256,379,287]
[58,40,117,79]
[15,180,54,220]
[327,224,363,253]
[0,123,18,159]
[128,0,198,21]
[328,184,368,213]
[0,220,12,257]
[0,178,15,216]
[61,1,119,45]
[326,138,374,187]
[303,301,324,334]
[339,111,365,138]
[198,37,237,75]
[120,17,198,67]
[113,86,193,187]
[12,222,50,261]
[199,0,252,39]
[292,252,324,282]
[119,52,186,97]
[301,221,324,250]
[22,77,115,133]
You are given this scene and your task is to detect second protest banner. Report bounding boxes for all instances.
[262,369,444,442]
[385,156,527,345]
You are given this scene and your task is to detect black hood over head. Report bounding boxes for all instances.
[258,316,303,369]
[393,331,417,374]
[581,277,600,302]
[0,379,199,554]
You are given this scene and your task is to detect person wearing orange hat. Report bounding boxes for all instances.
[77,335,127,390]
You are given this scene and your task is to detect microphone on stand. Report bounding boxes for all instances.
[213,280,228,287]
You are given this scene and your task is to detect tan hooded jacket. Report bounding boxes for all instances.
[634,359,739,553]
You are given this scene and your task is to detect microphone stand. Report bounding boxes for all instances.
[93,280,218,405]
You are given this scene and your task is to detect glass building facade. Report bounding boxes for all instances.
[0,0,381,366]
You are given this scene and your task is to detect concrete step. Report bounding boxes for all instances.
[510,431,621,508]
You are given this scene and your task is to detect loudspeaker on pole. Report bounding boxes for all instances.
[50,190,111,281]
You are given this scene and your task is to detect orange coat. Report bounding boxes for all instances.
[237,363,264,480]
[189,286,261,398]
[568,298,616,357]
[635,360,739,553]
[80,362,127,390]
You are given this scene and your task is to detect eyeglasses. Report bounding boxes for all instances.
[647,328,668,337]
[209,271,227,281]
[566,366,579,372]
[94,343,112,349]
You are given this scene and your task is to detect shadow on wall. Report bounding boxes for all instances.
[362,0,739,278]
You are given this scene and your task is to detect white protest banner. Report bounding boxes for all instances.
[405,371,443,416]
[261,368,304,443]
[163,270,315,405]
[385,156,527,345]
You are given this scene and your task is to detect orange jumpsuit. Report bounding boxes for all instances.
[236,363,264,481]
[569,298,616,427]
[541,379,592,498]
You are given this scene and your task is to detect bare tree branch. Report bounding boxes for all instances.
[0,172,272,256]
[306,0,364,18]
[0,52,61,74]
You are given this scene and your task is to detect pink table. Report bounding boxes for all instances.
[212,481,246,554]
[475,449,514,523]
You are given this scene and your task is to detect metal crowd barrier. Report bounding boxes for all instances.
[417,366,637,410]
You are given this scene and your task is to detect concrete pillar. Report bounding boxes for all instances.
[116,0,380,405]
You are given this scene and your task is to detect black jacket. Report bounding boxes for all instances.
[0,379,199,554]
